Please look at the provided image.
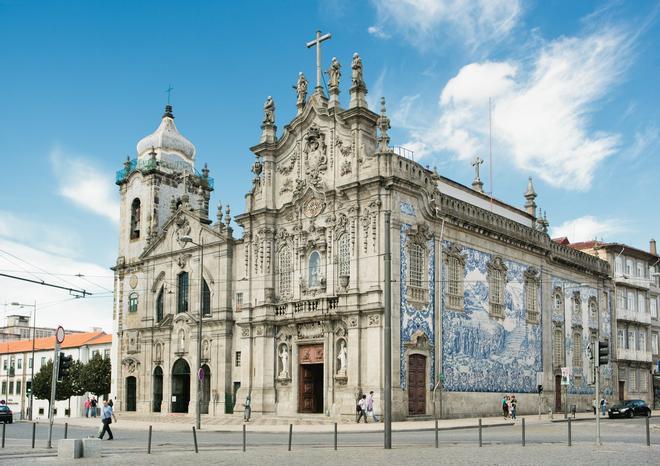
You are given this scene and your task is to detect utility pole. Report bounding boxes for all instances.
[383,211,392,449]
[47,326,65,449]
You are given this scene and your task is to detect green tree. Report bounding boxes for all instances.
[68,360,86,397]
[31,360,74,411]
[81,354,111,397]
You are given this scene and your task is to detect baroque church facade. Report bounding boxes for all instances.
[111,48,615,419]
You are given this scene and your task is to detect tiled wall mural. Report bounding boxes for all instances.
[399,223,435,389]
[441,242,543,393]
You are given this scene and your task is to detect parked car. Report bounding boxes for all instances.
[0,405,12,423]
[608,399,651,418]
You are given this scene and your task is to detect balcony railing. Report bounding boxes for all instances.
[116,158,214,189]
[616,307,651,325]
[616,348,652,363]
[275,297,339,319]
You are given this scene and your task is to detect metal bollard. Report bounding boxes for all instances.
[288,424,293,451]
[148,425,152,454]
[32,423,36,449]
[478,418,482,447]
[568,417,572,447]
[646,416,650,447]
[334,422,337,451]
[435,417,439,448]
[522,418,526,447]
[64,422,68,439]
[192,426,198,453]
[2,422,5,448]
[242,424,246,452]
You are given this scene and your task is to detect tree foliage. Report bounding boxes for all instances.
[32,360,73,403]
[81,354,111,397]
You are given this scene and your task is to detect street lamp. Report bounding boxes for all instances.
[10,301,36,421]
[179,234,204,430]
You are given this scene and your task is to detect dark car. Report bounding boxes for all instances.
[0,405,12,423]
[608,399,651,418]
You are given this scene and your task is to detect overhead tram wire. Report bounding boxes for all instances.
[0,272,91,297]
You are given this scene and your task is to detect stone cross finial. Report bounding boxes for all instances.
[224,205,231,227]
[471,156,484,193]
[524,176,537,217]
[306,30,332,92]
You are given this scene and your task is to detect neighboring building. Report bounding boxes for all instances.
[112,49,613,420]
[0,332,111,420]
[571,240,659,406]
[0,314,88,342]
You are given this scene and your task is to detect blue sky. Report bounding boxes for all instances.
[0,0,658,331]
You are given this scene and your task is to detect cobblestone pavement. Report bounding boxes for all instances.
[1,443,658,465]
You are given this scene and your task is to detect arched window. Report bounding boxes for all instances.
[278,245,292,297]
[487,257,507,319]
[338,235,350,277]
[156,287,164,322]
[130,198,141,240]
[128,293,138,313]
[572,328,582,367]
[308,250,320,287]
[554,291,563,312]
[177,272,189,313]
[202,279,211,316]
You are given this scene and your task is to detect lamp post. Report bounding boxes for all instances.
[10,301,36,421]
[180,235,204,430]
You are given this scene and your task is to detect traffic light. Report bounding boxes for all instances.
[537,384,543,394]
[598,340,609,367]
[58,353,73,381]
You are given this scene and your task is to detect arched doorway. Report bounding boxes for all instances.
[153,366,163,413]
[408,354,426,415]
[201,364,211,414]
[171,358,191,413]
[125,376,137,411]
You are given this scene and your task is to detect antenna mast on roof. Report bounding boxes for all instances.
[489,97,493,212]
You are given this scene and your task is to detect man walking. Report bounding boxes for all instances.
[243,394,252,422]
[356,394,368,423]
[90,397,97,417]
[98,400,117,440]
[366,391,379,422]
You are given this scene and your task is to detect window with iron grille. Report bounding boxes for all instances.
[554,327,565,366]
[338,235,350,277]
[235,351,241,367]
[446,253,465,311]
[572,329,582,368]
[487,257,507,319]
[409,243,424,288]
[278,246,292,297]
[524,270,540,324]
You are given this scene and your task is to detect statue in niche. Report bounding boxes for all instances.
[155,343,162,361]
[303,125,327,177]
[327,57,341,90]
[351,53,363,86]
[177,329,185,353]
[337,340,347,376]
[279,344,289,379]
[294,72,308,106]
[202,339,210,360]
[263,96,275,125]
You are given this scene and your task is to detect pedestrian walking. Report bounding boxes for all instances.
[600,398,607,416]
[243,394,252,422]
[356,394,368,423]
[510,395,517,420]
[84,398,90,418]
[90,397,97,417]
[366,391,379,422]
[592,399,597,415]
[98,399,117,440]
[502,396,509,419]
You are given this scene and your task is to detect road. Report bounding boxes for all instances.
[1,416,657,453]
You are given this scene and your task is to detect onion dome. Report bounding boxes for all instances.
[136,105,196,161]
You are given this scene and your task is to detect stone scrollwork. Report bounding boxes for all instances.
[303,125,327,178]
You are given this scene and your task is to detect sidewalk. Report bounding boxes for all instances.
[40,409,655,434]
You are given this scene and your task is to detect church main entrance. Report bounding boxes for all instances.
[298,344,324,413]
[171,358,191,413]
[125,376,137,411]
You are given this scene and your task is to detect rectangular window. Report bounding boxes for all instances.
[653,333,659,355]
[617,329,625,350]
[2,359,6,371]
[41,357,46,366]
[177,272,189,314]
[640,371,647,392]
[104,349,111,359]
[235,292,243,312]
[92,350,100,358]
[202,279,211,316]
[615,257,623,274]
[16,381,21,395]
[638,293,646,313]
[651,298,658,319]
[553,327,565,366]
[625,259,633,275]
[1,381,6,395]
[128,293,138,312]
[630,369,637,391]
[636,262,643,277]
[235,351,241,367]
[639,331,646,351]
[572,330,582,368]
[627,329,635,350]
[409,244,424,288]
[8,381,13,395]
[446,255,465,311]
[29,358,32,369]
[17,358,22,369]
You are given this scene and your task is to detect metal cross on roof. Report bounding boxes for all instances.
[165,84,174,105]
[306,30,332,90]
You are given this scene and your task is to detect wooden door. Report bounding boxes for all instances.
[555,375,562,412]
[126,376,137,411]
[408,354,426,415]
[300,365,317,413]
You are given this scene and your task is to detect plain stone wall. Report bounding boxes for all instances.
[58,439,82,459]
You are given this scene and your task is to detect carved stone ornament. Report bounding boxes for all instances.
[303,125,327,177]
[304,198,325,218]
[367,314,381,326]
[129,274,138,289]
[278,147,298,175]
[280,178,294,194]
[444,242,466,265]
[347,316,358,328]
[123,357,139,374]
[177,253,192,269]
[241,327,250,337]
[297,322,324,339]
[407,222,432,246]
[174,215,192,248]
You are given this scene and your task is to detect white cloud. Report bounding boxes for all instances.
[370,0,522,51]
[0,237,113,332]
[50,147,119,223]
[367,26,390,39]
[0,210,81,258]
[405,27,632,190]
[551,215,627,243]
[366,67,387,110]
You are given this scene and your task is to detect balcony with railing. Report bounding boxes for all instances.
[616,347,652,363]
[616,307,651,325]
[274,297,339,320]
